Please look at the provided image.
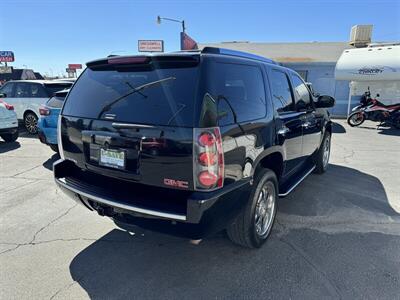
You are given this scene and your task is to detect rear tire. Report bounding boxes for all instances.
[347,112,365,127]
[24,112,38,134]
[315,131,331,174]
[226,169,278,248]
[49,144,59,153]
[1,132,18,142]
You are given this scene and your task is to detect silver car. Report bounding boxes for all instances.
[0,100,18,142]
[0,80,73,134]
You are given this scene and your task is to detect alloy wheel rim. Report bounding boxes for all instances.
[25,115,37,133]
[323,135,330,168]
[254,181,275,237]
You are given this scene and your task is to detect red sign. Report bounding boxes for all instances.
[0,51,15,62]
[68,64,82,70]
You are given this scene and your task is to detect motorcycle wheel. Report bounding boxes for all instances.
[347,112,365,127]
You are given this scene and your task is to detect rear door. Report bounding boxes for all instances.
[268,68,304,176]
[290,73,322,157]
[60,57,201,190]
[207,59,270,181]
[28,83,50,116]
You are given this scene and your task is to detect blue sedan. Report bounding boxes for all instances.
[38,89,69,152]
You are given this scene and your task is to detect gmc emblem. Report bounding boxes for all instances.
[164,178,189,189]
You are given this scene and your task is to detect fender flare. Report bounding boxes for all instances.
[250,146,286,178]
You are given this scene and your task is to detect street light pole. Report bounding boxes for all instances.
[157,15,185,33]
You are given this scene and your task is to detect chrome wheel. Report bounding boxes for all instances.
[254,181,276,237]
[25,113,38,134]
[322,135,330,168]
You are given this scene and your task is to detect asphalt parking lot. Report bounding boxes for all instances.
[0,120,399,299]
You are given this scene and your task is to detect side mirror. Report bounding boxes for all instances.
[296,99,307,111]
[306,82,320,97]
[315,95,335,108]
[0,93,6,98]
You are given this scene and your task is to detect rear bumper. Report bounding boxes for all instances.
[38,118,57,145]
[0,127,18,135]
[53,159,251,238]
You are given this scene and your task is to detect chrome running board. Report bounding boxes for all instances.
[278,165,315,197]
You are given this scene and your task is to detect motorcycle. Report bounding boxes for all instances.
[347,90,400,129]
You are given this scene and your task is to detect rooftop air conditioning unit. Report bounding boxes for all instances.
[349,25,373,48]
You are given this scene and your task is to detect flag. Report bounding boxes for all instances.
[180,32,198,50]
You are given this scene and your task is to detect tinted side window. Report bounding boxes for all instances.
[210,63,266,125]
[291,74,311,106]
[30,84,48,98]
[0,82,14,97]
[270,70,294,113]
[46,96,65,108]
[15,83,30,97]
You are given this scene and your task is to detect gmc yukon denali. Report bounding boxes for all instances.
[53,48,335,248]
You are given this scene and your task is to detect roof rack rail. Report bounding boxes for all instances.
[201,47,277,64]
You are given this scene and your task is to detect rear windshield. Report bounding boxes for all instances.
[46,96,65,108]
[45,83,73,96]
[62,66,199,127]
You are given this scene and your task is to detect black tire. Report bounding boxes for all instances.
[24,112,38,134]
[49,144,59,153]
[1,132,18,142]
[347,111,365,127]
[226,169,278,248]
[314,131,331,174]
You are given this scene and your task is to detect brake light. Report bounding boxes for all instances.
[0,100,14,110]
[39,106,50,116]
[198,152,217,166]
[193,127,224,191]
[108,56,149,65]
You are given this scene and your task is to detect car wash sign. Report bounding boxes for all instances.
[0,51,15,62]
[138,40,164,52]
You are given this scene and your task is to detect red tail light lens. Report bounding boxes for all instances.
[198,132,216,147]
[193,127,224,191]
[0,100,14,110]
[198,171,218,187]
[39,106,50,116]
[198,152,216,166]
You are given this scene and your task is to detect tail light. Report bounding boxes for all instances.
[193,127,224,190]
[39,106,50,116]
[0,100,14,110]
[57,115,65,159]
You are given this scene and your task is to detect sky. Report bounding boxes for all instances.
[1,0,399,76]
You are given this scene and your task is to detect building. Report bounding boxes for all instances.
[0,67,43,83]
[199,41,352,116]
[199,25,398,117]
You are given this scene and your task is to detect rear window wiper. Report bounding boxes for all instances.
[97,76,176,118]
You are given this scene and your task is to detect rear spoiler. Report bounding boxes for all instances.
[53,89,70,98]
[86,54,200,69]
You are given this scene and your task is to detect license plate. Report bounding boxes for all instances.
[99,148,126,169]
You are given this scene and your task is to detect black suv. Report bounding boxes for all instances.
[54,47,334,248]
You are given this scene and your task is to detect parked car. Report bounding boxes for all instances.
[0,80,73,134]
[53,48,335,248]
[0,100,18,142]
[38,89,69,152]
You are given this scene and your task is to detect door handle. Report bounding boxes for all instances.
[277,126,290,135]
[302,121,311,128]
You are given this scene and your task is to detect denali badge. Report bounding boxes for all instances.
[164,178,189,189]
